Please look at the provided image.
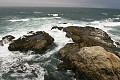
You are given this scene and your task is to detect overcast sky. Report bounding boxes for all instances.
[0,0,120,8]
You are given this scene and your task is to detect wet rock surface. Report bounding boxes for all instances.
[8,31,54,53]
[57,26,120,80]
[63,26,114,48]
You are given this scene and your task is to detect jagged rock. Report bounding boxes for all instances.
[8,31,54,53]
[0,35,15,46]
[27,31,34,34]
[51,26,63,30]
[2,35,15,41]
[58,46,120,80]
[115,42,120,48]
[63,26,114,49]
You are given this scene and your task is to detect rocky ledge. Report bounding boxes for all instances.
[63,26,114,49]
[8,31,54,53]
[56,26,120,80]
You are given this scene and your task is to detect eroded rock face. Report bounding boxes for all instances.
[8,31,54,53]
[63,26,114,48]
[58,46,120,80]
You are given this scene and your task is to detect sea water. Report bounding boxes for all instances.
[0,7,120,80]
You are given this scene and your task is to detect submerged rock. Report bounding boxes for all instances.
[0,40,3,46]
[58,46,120,80]
[8,31,54,53]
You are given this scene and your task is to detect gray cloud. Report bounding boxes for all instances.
[0,0,120,8]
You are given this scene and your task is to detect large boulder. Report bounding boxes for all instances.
[8,31,54,53]
[63,26,114,49]
[58,46,120,80]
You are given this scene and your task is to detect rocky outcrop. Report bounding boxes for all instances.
[51,26,63,30]
[57,26,120,80]
[0,35,15,46]
[8,31,54,53]
[63,26,114,48]
[58,46,120,80]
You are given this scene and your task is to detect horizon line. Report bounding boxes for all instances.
[0,6,120,9]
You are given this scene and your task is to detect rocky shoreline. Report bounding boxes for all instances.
[1,26,120,80]
[54,26,120,80]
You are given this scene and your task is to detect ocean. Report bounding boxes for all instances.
[0,7,120,80]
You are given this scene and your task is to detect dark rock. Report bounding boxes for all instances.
[0,40,4,46]
[8,31,54,53]
[51,26,63,30]
[63,26,114,48]
[63,23,67,24]
[0,35,15,46]
[27,31,34,34]
[61,26,116,53]
[2,35,15,44]
[17,70,25,73]
[2,35,15,41]
[115,42,120,45]
[59,23,67,24]
[115,42,120,48]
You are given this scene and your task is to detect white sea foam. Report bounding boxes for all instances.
[48,14,59,17]
[34,12,43,14]
[8,19,29,22]
[114,15,120,17]
[0,44,14,58]
[102,22,120,27]
[101,13,108,15]
[54,17,61,19]
[20,12,24,13]
[41,17,47,19]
